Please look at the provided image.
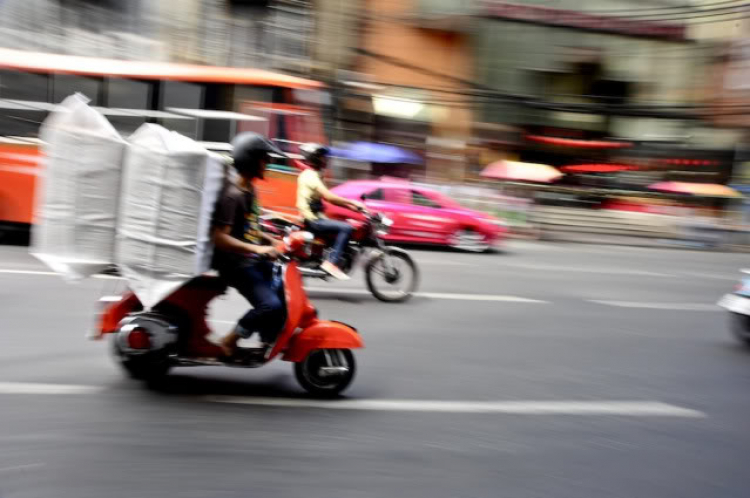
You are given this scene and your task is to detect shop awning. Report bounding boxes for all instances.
[648,182,743,198]
[481,160,563,183]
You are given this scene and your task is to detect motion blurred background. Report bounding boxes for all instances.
[2,0,750,249]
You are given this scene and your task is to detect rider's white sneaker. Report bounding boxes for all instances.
[321,261,350,280]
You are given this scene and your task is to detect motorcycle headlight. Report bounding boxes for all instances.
[376,216,393,235]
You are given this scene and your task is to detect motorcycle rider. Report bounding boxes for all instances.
[212,132,285,357]
[296,143,365,280]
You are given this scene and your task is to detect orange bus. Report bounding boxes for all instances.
[0,48,327,239]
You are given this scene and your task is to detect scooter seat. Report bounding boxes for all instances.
[186,275,229,293]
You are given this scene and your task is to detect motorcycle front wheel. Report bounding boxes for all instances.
[365,249,418,302]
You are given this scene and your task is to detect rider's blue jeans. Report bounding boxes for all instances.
[306,218,353,266]
[220,259,285,344]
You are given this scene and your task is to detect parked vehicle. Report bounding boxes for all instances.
[95,232,363,397]
[718,269,750,347]
[327,180,506,252]
[262,209,419,303]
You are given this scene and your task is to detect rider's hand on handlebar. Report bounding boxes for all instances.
[257,246,280,260]
[352,200,368,214]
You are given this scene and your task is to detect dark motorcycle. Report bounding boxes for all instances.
[261,210,418,302]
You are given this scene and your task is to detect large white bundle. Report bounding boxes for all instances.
[31,94,127,280]
[117,124,224,309]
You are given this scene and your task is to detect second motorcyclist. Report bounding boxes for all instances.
[296,143,365,280]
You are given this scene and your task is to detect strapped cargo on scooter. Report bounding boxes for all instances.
[31,94,127,280]
[116,123,225,310]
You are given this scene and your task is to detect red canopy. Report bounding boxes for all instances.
[561,164,639,173]
[526,135,633,149]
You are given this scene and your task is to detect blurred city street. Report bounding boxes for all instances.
[1,241,749,498]
[4,0,750,495]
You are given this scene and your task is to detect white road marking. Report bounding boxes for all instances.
[590,300,722,311]
[0,382,104,395]
[0,268,544,303]
[0,463,45,474]
[305,287,546,303]
[205,397,705,417]
[419,292,544,303]
[415,259,472,267]
[0,381,704,418]
[502,263,673,277]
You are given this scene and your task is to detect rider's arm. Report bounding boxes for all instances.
[316,183,365,212]
[213,226,275,256]
[260,231,281,246]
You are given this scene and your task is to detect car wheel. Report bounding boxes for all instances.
[449,229,490,253]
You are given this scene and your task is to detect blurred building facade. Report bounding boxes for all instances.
[0,0,315,74]
[332,0,748,184]
[1,0,749,187]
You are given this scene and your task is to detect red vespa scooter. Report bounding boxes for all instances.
[94,231,363,397]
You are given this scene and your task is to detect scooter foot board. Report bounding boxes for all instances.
[176,348,268,368]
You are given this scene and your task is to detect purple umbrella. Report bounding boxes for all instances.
[331,142,423,164]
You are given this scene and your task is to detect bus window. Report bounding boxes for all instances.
[0,70,50,137]
[106,78,150,109]
[201,119,231,143]
[235,85,274,106]
[161,81,203,110]
[0,70,49,101]
[0,107,46,138]
[158,82,203,137]
[107,115,147,137]
[104,78,151,136]
[202,83,233,142]
[53,74,102,105]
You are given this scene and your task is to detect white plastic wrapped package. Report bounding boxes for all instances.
[117,124,224,309]
[31,94,127,280]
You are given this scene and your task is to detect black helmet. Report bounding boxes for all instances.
[231,132,285,178]
[299,143,330,169]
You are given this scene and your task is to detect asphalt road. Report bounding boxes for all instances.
[1,241,749,498]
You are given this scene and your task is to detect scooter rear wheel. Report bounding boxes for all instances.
[295,349,356,397]
[112,339,171,381]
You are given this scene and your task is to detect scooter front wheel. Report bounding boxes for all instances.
[295,349,356,397]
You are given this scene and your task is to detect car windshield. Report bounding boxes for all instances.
[419,189,461,209]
